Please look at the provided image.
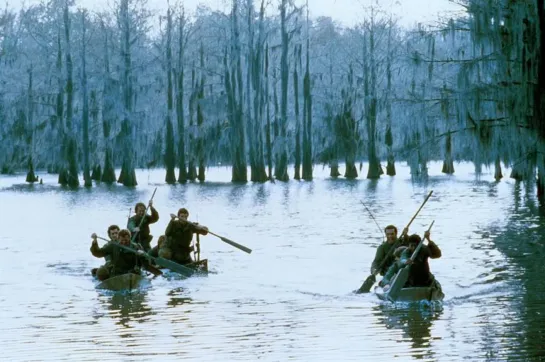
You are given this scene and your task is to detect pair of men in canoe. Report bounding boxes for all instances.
[126,200,209,264]
[370,225,441,291]
[90,202,208,281]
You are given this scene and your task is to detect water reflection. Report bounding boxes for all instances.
[167,287,193,308]
[252,183,271,206]
[227,184,247,207]
[493,181,545,360]
[2,163,545,361]
[99,292,154,329]
[374,303,442,360]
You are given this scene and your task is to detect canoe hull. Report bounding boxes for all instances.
[96,273,150,292]
[157,258,209,277]
[375,284,444,302]
[187,259,208,275]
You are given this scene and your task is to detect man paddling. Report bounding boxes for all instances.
[159,208,209,265]
[127,200,159,251]
[370,225,409,276]
[90,229,147,281]
[380,231,441,290]
[91,224,120,276]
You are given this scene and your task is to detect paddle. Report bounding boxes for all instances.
[94,236,163,277]
[129,187,158,246]
[96,236,196,277]
[356,190,433,294]
[385,220,435,301]
[170,216,252,254]
[360,200,385,242]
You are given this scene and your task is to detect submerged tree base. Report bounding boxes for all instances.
[178,166,188,183]
[58,168,80,188]
[345,163,358,179]
[91,165,102,181]
[118,166,137,187]
[494,158,503,181]
[330,165,341,178]
[442,160,455,174]
[366,162,382,179]
[165,167,176,184]
[250,166,268,183]
[386,161,396,176]
[26,157,37,183]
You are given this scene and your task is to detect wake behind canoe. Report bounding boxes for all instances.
[96,273,151,292]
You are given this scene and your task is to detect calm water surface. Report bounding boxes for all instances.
[1,162,544,361]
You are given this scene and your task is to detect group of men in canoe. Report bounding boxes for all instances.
[90,200,209,281]
[369,225,442,291]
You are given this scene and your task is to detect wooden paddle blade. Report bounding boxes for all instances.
[219,236,252,254]
[386,266,410,301]
[154,257,196,277]
[356,274,376,294]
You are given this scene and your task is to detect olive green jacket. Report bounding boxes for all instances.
[91,242,142,276]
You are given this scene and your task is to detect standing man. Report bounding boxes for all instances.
[127,200,159,251]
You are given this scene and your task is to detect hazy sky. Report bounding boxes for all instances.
[11,0,464,28]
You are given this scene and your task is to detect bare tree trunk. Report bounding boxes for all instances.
[344,65,358,179]
[25,67,36,183]
[165,8,176,184]
[230,0,247,182]
[365,20,380,179]
[385,19,396,176]
[330,157,341,177]
[176,13,188,183]
[188,65,197,180]
[265,44,273,181]
[246,0,256,180]
[293,44,301,180]
[494,156,503,180]
[197,44,206,182]
[442,132,455,174]
[302,3,313,180]
[81,11,91,187]
[250,0,268,182]
[90,90,102,181]
[275,0,289,181]
[49,30,64,175]
[101,22,116,183]
[117,0,137,186]
[60,5,79,187]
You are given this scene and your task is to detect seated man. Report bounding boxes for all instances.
[91,224,120,276]
[370,224,409,276]
[380,231,441,290]
[148,235,165,259]
[159,208,208,265]
[90,229,146,281]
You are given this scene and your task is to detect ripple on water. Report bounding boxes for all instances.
[0,163,543,361]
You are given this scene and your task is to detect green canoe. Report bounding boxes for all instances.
[96,273,151,292]
[375,279,444,302]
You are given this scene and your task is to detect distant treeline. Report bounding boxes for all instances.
[0,0,544,192]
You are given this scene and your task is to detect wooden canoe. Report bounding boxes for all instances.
[375,280,444,302]
[96,273,151,292]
